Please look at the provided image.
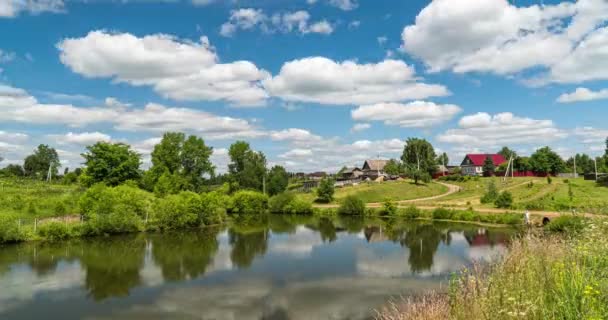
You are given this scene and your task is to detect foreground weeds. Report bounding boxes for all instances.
[377,220,608,320]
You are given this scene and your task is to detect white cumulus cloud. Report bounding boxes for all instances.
[557,87,608,103]
[351,101,461,128]
[220,9,334,37]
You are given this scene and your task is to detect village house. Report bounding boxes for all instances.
[341,167,363,179]
[362,159,389,179]
[460,154,507,176]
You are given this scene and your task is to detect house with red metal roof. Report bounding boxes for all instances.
[460,154,507,176]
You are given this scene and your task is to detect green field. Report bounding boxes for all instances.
[298,180,448,204]
[0,178,83,219]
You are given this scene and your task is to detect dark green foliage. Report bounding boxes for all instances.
[436,152,449,166]
[545,215,587,234]
[482,156,496,177]
[402,206,422,219]
[338,195,365,216]
[480,180,499,204]
[381,200,398,216]
[494,191,513,209]
[146,132,214,192]
[27,202,37,215]
[284,198,313,215]
[530,146,565,175]
[230,190,268,215]
[153,191,201,230]
[54,201,67,215]
[24,144,60,179]
[199,191,229,224]
[81,142,142,187]
[598,175,608,187]
[547,176,553,184]
[1,164,25,177]
[267,165,289,196]
[432,208,452,220]
[63,172,79,184]
[406,167,431,185]
[269,192,295,213]
[498,147,517,162]
[383,159,403,176]
[37,222,74,241]
[228,141,267,191]
[315,177,335,203]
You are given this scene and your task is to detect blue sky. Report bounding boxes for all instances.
[1,0,607,172]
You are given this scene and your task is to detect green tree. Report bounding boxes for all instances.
[316,177,335,203]
[514,156,531,172]
[497,147,517,161]
[436,152,449,166]
[81,142,142,186]
[228,141,267,191]
[406,167,431,185]
[482,156,496,177]
[267,165,289,196]
[530,146,565,175]
[384,159,403,176]
[23,144,60,179]
[147,132,214,192]
[566,154,595,174]
[2,164,24,177]
[401,138,437,178]
[495,191,513,209]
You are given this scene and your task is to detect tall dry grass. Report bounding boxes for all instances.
[376,220,608,320]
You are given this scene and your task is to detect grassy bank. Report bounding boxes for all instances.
[297,180,448,204]
[376,216,608,320]
[0,179,83,218]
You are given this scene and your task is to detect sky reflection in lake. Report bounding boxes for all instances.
[0,216,516,320]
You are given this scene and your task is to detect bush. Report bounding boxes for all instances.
[402,206,421,219]
[432,208,453,220]
[338,195,365,216]
[284,198,314,215]
[199,191,229,224]
[316,178,335,203]
[269,192,296,213]
[597,175,608,187]
[480,181,499,204]
[0,216,30,243]
[153,191,201,230]
[230,190,268,215]
[54,201,67,215]
[547,176,552,184]
[381,200,398,216]
[494,191,513,209]
[545,215,587,234]
[78,184,153,235]
[37,222,73,241]
[456,210,478,222]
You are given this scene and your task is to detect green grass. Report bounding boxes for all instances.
[426,177,535,204]
[0,178,83,219]
[298,180,448,204]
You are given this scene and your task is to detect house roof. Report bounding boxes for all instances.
[343,167,361,173]
[363,160,389,171]
[462,154,507,166]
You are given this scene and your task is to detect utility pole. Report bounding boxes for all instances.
[46,164,52,183]
[594,158,598,181]
[573,155,577,178]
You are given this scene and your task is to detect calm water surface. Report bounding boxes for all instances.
[0,216,516,320]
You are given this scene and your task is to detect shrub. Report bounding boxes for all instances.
[456,210,478,222]
[54,201,67,215]
[153,191,201,230]
[547,176,552,184]
[284,198,314,215]
[316,178,335,203]
[37,222,73,241]
[338,195,365,216]
[480,181,499,204]
[230,190,268,215]
[432,208,453,220]
[494,191,513,209]
[199,191,229,224]
[545,215,587,234]
[0,216,30,243]
[381,200,398,216]
[597,175,608,187]
[269,192,296,213]
[27,202,37,215]
[402,206,421,219]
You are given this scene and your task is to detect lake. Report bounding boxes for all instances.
[0,215,516,320]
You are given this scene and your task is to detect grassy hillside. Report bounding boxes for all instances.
[298,180,448,204]
[0,178,83,219]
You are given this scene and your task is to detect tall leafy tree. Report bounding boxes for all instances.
[228,141,267,191]
[23,144,60,179]
[384,159,403,176]
[436,152,449,166]
[147,132,214,192]
[530,146,565,175]
[2,164,25,177]
[267,165,289,196]
[401,138,437,177]
[566,154,595,174]
[498,147,517,161]
[482,156,496,177]
[514,156,531,172]
[81,142,142,186]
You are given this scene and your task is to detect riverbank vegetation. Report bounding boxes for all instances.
[376,216,608,320]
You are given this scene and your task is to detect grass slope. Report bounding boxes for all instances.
[0,178,83,219]
[299,180,448,204]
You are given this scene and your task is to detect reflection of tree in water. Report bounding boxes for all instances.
[151,227,220,282]
[316,218,337,243]
[268,215,298,235]
[229,229,268,269]
[337,216,366,234]
[78,236,146,301]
